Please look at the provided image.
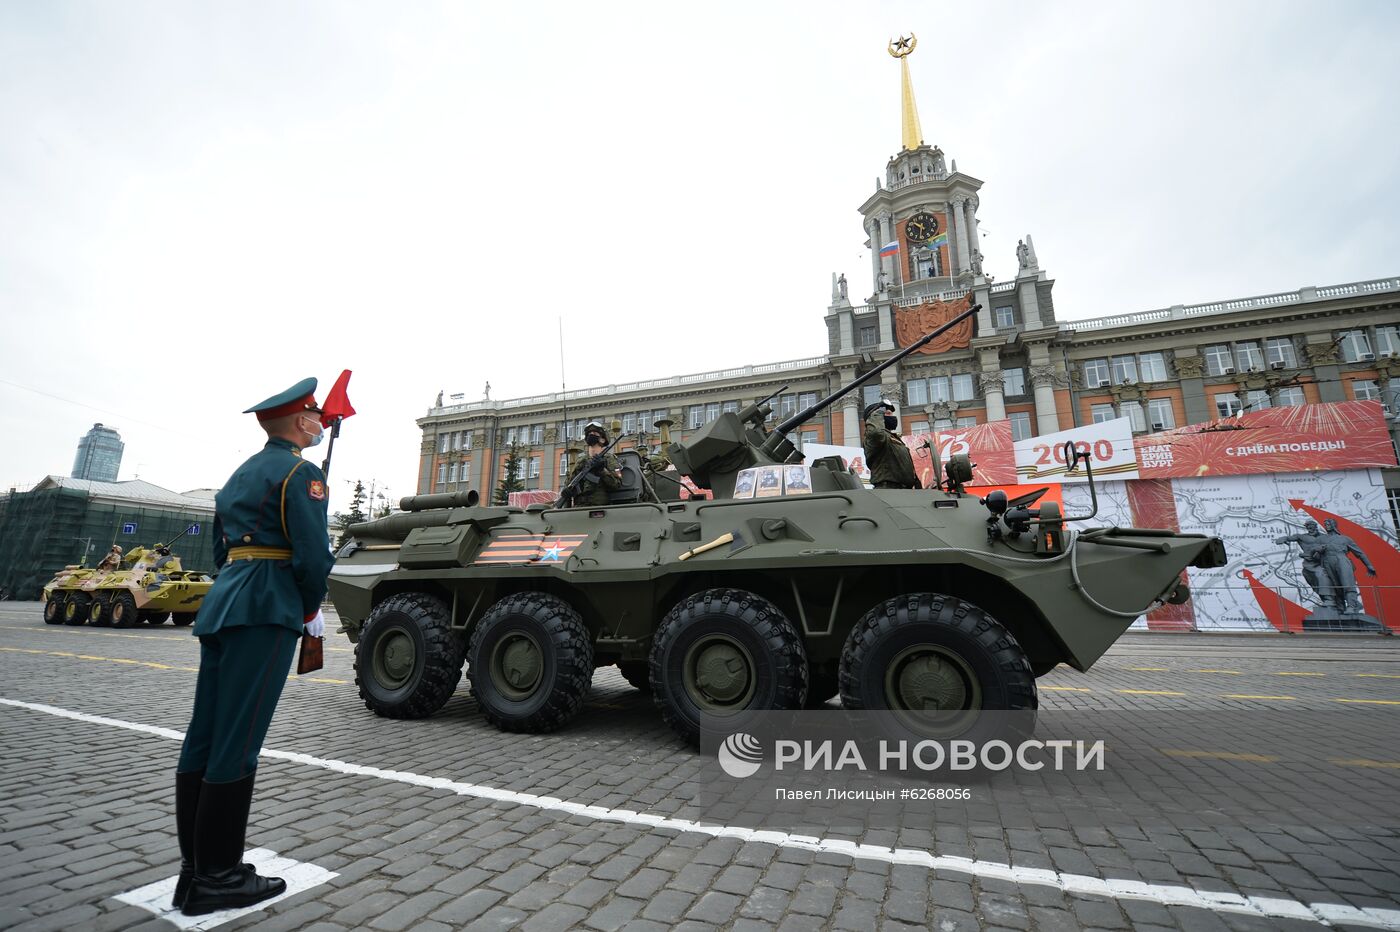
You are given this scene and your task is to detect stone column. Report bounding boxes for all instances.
[842,398,861,446]
[1305,339,1346,402]
[980,371,1007,422]
[867,219,882,294]
[877,303,895,351]
[965,196,982,273]
[1029,365,1062,435]
[951,196,971,275]
[943,199,960,276]
[1171,353,1210,425]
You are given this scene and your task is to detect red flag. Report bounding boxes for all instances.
[320,369,356,426]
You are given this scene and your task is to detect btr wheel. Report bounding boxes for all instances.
[62,593,92,625]
[89,595,110,626]
[618,661,650,692]
[469,592,593,733]
[110,592,139,628]
[172,613,196,627]
[43,595,65,624]
[650,588,807,745]
[840,593,1036,744]
[355,592,464,719]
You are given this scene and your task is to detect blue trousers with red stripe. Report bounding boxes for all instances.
[177,625,298,782]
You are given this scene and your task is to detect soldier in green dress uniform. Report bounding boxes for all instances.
[862,399,921,490]
[171,377,336,916]
[564,421,623,506]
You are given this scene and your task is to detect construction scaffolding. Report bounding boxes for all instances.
[0,486,218,600]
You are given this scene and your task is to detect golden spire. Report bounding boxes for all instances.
[887,35,923,151]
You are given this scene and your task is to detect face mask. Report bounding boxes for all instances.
[301,417,325,447]
[884,415,898,431]
[585,435,603,447]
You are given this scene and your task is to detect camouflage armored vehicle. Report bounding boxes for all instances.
[328,307,1226,744]
[42,565,102,625]
[85,542,213,627]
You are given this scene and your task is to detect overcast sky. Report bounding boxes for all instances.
[2,1,1397,515]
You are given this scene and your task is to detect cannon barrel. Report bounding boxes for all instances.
[349,510,454,541]
[773,303,979,437]
[398,490,480,512]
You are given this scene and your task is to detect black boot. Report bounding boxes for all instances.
[180,774,286,916]
[171,770,203,909]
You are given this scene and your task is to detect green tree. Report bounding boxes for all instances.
[494,442,525,505]
[330,480,368,549]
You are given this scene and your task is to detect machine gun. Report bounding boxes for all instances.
[667,302,980,497]
[554,432,626,508]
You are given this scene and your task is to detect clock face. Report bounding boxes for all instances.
[904,211,939,244]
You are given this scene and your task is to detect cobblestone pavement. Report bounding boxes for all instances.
[2,602,1399,931]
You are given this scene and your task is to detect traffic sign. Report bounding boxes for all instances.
[121,522,137,535]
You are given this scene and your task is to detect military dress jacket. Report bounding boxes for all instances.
[863,414,921,489]
[193,437,334,637]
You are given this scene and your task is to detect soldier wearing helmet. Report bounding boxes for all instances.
[863,398,920,490]
[564,420,623,506]
[97,545,124,572]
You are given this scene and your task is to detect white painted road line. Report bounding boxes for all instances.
[113,847,337,930]
[3,696,1399,931]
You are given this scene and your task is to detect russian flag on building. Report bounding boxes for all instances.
[879,241,899,257]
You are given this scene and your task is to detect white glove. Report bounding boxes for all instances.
[304,611,325,638]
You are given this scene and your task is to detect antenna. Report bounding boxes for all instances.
[559,317,570,447]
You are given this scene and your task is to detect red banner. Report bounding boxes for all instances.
[908,420,1017,488]
[1133,400,1395,479]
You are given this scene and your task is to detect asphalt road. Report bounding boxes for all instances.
[1,601,1398,931]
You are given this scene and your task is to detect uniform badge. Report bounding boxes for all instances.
[308,480,326,501]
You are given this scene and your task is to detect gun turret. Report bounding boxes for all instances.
[667,302,980,497]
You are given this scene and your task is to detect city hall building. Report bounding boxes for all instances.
[415,46,1400,516]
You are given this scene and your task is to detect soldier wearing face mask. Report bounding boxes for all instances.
[565,420,623,506]
[863,398,920,490]
[169,377,335,916]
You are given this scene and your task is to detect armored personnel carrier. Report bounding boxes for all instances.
[42,565,101,625]
[328,307,1226,744]
[85,542,213,627]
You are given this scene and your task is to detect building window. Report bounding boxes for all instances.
[436,463,447,488]
[1234,341,1265,372]
[956,416,977,428]
[1203,344,1233,376]
[439,434,451,454]
[451,431,462,452]
[448,462,458,483]
[705,402,721,422]
[798,391,818,410]
[1009,411,1033,441]
[531,424,543,445]
[862,385,883,409]
[722,400,740,416]
[1378,325,1400,358]
[1276,387,1306,406]
[559,453,570,478]
[906,379,928,406]
[798,429,820,448]
[1146,398,1175,431]
[1002,367,1026,396]
[778,394,798,419]
[1265,337,1297,369]
[638,411,655,433]
[1245,390,1271,412]
[995,306,1014,328]
[933,418,953,430]
[858,325,878,347]
[1339,329,1373,363]
[1215,392,1242,418]
[908,420,928,435]
[1124,404,1146,433]
[1090,403,1117,424]
[505,426,518,445]
[1352,379,1380,401]
[1110,355,1138,385]
[462,461,472,485]
[1138,353,1167,383]
[622,412,636,435]
[1082,359,1110,389]
[951,374,975,401]
[528,458,541,479]
[687,405,704,429]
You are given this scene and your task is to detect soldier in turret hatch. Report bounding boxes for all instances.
[863,399,920,490]
[97,545,123,572]
[565,421,622,506]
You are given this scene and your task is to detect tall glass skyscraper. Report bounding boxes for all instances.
[72,423,124,482]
